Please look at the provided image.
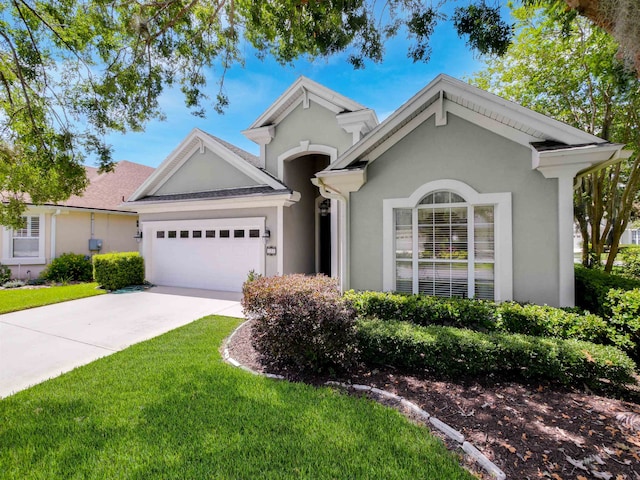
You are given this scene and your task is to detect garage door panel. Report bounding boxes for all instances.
[147,220,264,292]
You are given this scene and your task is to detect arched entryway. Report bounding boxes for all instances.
[281,153,333,276]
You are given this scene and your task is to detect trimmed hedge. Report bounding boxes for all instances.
[344,290,620,348]
[42,253,93,283]
[356,318,637,388]
[242,274,357,375]
[574,265,640,316]
[93,252,144,291]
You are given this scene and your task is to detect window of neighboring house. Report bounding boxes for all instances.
[2,214,45,263]
[13,216,41,258]
[384,181,511,302]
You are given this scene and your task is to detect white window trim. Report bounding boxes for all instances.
[383,179,512,301]
[1,213,46,265]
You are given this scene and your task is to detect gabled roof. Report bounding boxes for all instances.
[328,74,606,170]
[247,76,368,129]
[128,128,287,202]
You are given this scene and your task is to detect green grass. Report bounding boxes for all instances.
[0,283,105,314]
[0,316,473,479]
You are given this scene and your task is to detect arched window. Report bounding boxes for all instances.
[384,180,512,301]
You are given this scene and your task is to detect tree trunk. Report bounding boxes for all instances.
[563,0,640,76]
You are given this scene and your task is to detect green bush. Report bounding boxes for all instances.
[606,289,640,359]
[496,302,617,346]
[343,290,499,331]
[356,318,637,388]
[344,290,623,349]
[93,252,144,291]
[42,253,93,283]
[618,245,640,280]
[574,265,640,316]
[242,274,358,376]
[0,263,10,284]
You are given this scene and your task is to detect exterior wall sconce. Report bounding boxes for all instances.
[319,199,330,217]
[262,228,271,244]
[134,231,143,243]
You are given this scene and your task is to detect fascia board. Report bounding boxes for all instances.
[331,73,606,170]
[198,134,285,190]
[314,168,367,194]
[247,76,367,129]
[440,77,603,145]
[329,82,444,170]
[129,128,204,201]
[533,143,625,178]
[130,129,284,202]
[126,192,301,214]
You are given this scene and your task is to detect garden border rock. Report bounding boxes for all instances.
[223,319,506,480]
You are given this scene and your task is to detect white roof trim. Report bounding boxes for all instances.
[246,76,368,130]
[128,128,284,201]
[127,191,301,214]
[329,74,606,170]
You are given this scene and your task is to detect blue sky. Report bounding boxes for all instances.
[105,15,488,168]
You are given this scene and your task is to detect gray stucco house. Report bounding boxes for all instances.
[126,74,629,307]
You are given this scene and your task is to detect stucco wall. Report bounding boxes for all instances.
[265,101,353,178]
[349,113,560,306]
[139,207,279,277]
[155,147,258,195]
[55,211,139,256]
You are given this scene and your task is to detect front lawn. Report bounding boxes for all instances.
[0,283,105,315]
[0,316,473,479]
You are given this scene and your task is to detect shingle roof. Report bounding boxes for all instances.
[133,185,291,203]
[62,160,154,210]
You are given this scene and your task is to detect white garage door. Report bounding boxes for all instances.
[144,218,264,292]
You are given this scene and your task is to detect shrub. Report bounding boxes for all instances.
[356,319,637,388]
[343,290,499,331]
[93,252,144,291]
[344,290,624,349]
[0,263,10,284]
[2,279,25,289]
[496,302,618,347]
[42,253,93,283]
[574,265,640,316]
[618,245,640,280]
[242,274,358,376]
[606,289,640,359]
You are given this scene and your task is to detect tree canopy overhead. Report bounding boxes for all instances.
[473,5,640,271]
[0,0,637,228]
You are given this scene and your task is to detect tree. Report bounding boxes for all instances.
[559,0,640,74]
[473,5,640,271]
[0,0,636,229]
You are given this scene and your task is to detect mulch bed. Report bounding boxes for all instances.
[226,320,640,480]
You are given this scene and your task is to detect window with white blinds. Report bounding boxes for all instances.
[12,216,40,258]
[394,191,495,300]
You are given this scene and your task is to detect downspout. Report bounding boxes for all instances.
[311,177,349,291]
[50,208,61,262]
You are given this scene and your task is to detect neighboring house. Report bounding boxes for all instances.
[1,161,154,279]
[126,75,629,307]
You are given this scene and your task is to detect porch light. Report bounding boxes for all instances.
[319,199,330,217]
[134,231,143,243]
[262,229,271,244]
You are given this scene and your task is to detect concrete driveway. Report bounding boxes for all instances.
[0,286,244,398]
